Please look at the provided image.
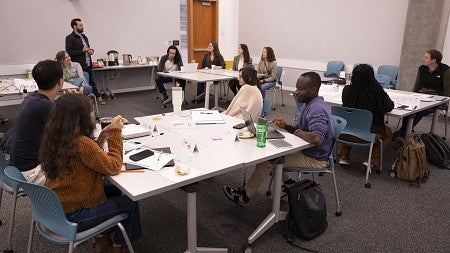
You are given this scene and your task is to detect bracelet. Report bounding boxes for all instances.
[293,129,301,136]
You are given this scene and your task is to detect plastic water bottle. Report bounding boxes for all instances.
[256,117,268,148]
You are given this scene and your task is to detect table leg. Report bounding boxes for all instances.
[405,115,414,136]
[204,82,211,109]
[247,163,287,244]
[431,109,439,133]
[212,82,225,111]
[184,190,228,253]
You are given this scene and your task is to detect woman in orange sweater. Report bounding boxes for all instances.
[39,93,141,253]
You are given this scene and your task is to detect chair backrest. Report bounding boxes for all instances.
[324,61,344,78]
[276,66,283,85]
[4,166,78,241]
[375,74,391,88]
[377,65,398,87]
[261,98,272,119]
[331,106,375,143]
[330,115,347,140]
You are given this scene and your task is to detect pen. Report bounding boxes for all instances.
[200,112,212,114]
[157,151,162,161]
[133,141,141,144]
[152,132,164,137]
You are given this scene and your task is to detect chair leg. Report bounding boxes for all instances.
[68,241,75,253]
[280,86,285,106]
[27,219,35,253]
[272,88,277,110]
[378,139,383,173]
[117,222,135,253]
[331,167,342,216]
[444,113,448,140]
[365,143,374,188]
[0,188,3,226]
[5,191,18,251]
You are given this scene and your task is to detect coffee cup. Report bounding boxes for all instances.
[100,117,112,129]
[211,64,216,70]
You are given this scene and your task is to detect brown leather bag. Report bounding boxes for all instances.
[395,134,430,187]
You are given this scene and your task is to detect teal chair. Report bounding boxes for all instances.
[331,106,381,188]
[261,98,272,119]
[4,166,135,253]
[0,153,26,253]
[375,74,392,88]
[270,66,285,110]
[377,65,399,89]
[283,115,347,216]
[324,61,344,78]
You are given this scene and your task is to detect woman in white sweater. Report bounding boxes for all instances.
[223,67,263,120]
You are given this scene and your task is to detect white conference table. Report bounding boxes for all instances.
[319,84,450,135]
[0,78,77,107]
[109,110,311,252]
[157,71,233,110]
[132,111,312,247]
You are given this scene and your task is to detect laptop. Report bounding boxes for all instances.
[239,107,285,139]
[180,63,198,73]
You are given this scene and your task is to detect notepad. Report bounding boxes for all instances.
[191,110,225,124]
[124,148,175,171]
[122,124,152,139]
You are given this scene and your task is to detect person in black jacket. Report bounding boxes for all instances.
[65,18,106,105]
[155,45,186,103]
[339,64,394,170]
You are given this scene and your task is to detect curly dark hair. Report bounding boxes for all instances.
[261,47,276,62]
[240,66,260,89]
[39,93,96,179]
[240,44,251,64]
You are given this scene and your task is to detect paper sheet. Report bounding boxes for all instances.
[158,166,201,182]
[124,149,175,171]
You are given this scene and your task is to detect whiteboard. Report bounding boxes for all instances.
[0,0,180,71]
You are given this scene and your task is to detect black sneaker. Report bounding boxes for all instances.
[222,186,249,206]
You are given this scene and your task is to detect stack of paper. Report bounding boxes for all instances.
[191,110,225,124]
[124,149,175,171]
[122,124,152,139]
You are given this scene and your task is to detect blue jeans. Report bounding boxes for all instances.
[65,185,142,245]
[260,82,276,98]
[83,67,101,98]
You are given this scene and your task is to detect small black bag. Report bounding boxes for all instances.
[284,179,327,248]
[421,132,450,169]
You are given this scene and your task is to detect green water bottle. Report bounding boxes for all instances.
[256,117,268,148]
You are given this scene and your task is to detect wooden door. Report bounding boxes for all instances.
[187,0,219,66]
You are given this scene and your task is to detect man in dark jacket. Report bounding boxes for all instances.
[65,18,106,105]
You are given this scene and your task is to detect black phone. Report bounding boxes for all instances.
[129,149,154,162]
[233,123,246,129]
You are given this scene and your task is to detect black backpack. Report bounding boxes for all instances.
[421,132,450,169]
[284,179,327,252]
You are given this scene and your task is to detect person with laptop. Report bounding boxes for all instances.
[223,72,335,205]
[155,45,186,104]
[40,94,142,253]
[338,64,394,170]
[223,67,262,120]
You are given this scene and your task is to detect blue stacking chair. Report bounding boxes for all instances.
[261,98,272,119]
[0,153,26,253]
[377,65,398,89]
[331,106,381,188]
[270,66,285,109]
[324,61,344,78]
[375,74,392,88]
[284,115,347,216]
[4,166,135,253]
[292,98,304,125]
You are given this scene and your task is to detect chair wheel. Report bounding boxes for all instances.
[272,108,276,110]
[318,172,325,176]
[243,245,252,253]
[364,183,371,188]
[266,190,272,196]
[4,249,13,253]
[282,104,285,106]
[335,211,342,217]
[390,171,396,178]
[375,169,381,174]
[0,219,2,225]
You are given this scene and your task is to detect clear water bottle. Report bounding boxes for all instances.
[256,117,268,148]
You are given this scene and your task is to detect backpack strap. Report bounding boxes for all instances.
[283,211,319,253]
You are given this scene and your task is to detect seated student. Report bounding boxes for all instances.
[55,50,93,95]
[228,44,253,95]
[155,45,187,103]
[223,72,335,205]
[223,67,263,120]
[393,49,450,139]
[257,47,278,98]
[194,42,225,102]
[40,94,142,253]
[9,60,64,185]
[338,64,394,170]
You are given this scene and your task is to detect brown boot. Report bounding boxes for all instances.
[94,235,111,253]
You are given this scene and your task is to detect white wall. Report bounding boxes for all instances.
[238,0,409,75]
[218,1,239,60]
[0,0,180,75]
[443,12,450,63]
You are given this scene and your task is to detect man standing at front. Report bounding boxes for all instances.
[65,18,106,105]
[223,72,335,205]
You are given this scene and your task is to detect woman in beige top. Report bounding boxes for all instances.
[257,47,278,98]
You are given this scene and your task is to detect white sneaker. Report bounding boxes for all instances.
[338,159,350,166]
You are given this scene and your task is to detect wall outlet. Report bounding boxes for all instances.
[164,40,172,46]
[173,40,180,46]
